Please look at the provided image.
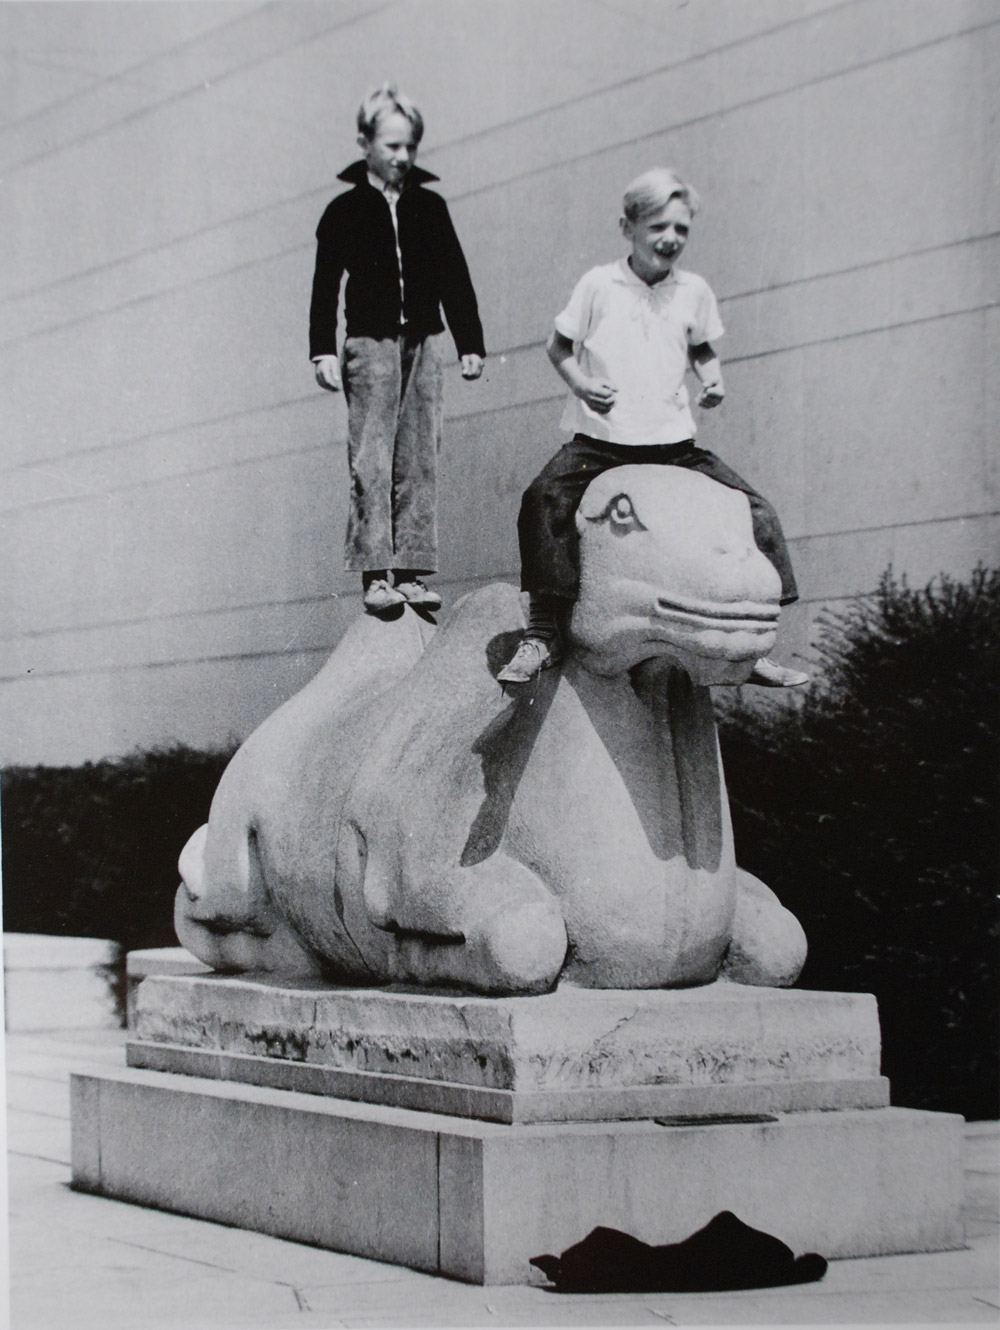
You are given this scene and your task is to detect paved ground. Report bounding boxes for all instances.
[6,1025,999,1330]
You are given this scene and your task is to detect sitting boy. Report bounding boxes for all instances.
[310,83,485,613]
[499,166,807,687]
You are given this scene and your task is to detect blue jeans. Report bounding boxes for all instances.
[341,332,444,573]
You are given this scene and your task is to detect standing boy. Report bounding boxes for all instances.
[499,166,807,687]
[310,83,485,613]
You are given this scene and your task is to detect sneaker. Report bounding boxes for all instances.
[394,578,442,611]
[363,578,406,613]
[497,636,562,684]
[748,657,810,688]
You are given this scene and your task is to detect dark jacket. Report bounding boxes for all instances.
[309,161,485,360]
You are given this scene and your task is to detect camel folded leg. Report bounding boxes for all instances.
[721,868,806,987]
[367,852,568,995]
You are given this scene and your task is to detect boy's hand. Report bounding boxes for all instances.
[314,355,342,392]
[461,354,484,380]
[697,380,725,408]
[577,379,617,414]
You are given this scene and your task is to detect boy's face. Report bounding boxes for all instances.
[359,110,418,188]
[622,196,692,284]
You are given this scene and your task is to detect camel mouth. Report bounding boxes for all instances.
[652,594,780,633]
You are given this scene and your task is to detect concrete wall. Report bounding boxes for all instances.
[2,0,997,765]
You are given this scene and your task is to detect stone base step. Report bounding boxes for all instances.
[131,972,885,1097]
[71,1065,965,1285]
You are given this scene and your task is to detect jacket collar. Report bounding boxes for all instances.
[336,159,440,187]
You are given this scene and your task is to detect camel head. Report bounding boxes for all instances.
[569,465,783,681]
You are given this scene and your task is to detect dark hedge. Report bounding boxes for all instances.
[718,566,1000,1119]
[1,745,234,953]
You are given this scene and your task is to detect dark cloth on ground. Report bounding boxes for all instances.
[530,1210,827,1293]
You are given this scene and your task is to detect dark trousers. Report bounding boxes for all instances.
[517,434,798,605]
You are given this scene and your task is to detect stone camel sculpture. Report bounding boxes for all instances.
[175,465,807,994]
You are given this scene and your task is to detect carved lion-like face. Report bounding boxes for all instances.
[569,465,783,680]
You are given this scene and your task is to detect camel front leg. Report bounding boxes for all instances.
[368,853,568,995]
[175,824,322,976]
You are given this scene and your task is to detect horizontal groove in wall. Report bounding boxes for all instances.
[0,581,965,688]
[0,568,492,647]
[0,389,558,511]
[0,570,508,681]
[1,3,280,139]
[0,0,397,173]
[1,642,336,685]
[0,0,856,179]
[1,596,324,645]
[3,513,995,680]
[2,6,992,344]
[438,16,998,207]
[724,300,1000,366]
[4,392,329,476]
[3,277,996,502]
[3,21,851,327]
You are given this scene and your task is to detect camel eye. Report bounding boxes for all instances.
[602,492,647,535]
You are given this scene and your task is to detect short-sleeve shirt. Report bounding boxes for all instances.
[554,258,724,445]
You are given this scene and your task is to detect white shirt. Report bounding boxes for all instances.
[554,259,724,445]
[369,170,406,319]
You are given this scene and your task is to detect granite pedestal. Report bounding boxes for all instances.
[70,971,965,1285]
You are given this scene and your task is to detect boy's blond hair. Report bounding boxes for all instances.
[622,168,701,223]
[357,82,424,144]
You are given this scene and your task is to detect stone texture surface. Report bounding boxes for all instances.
[67,1071,101,1190]
[70,1064,966,1285]
[125,946,210,1028]
[126,946,210,980]
[72,1067,441,1274]
[174,466,806,995]
[465,1106,966,1285]
[133,973,882,1093]
[126,1040,890,1122]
